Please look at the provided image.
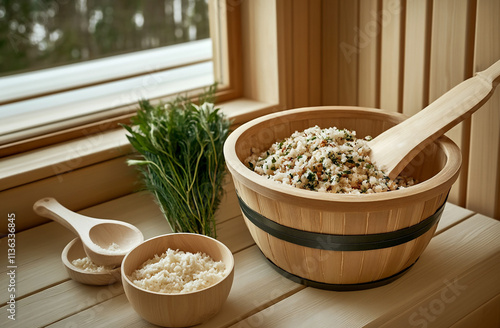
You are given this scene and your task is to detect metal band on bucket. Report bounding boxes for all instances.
[264,253,418,291]
[236,193,446,251]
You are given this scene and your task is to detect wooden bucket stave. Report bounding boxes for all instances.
[224,107,461,290]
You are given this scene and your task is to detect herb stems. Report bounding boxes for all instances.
[122,89,230,238]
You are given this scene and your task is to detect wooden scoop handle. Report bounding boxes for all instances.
[33,197,97,237]
[369,59,500,179]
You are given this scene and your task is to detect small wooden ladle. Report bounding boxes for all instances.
[34,197,144,267]
[369,59,500,180]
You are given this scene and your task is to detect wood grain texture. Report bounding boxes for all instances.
[466,0,500,219]
[450,293,500,328]
[379,0,404,112]
[0,190,247,304]
[321,0,339,105]
[61,238,121,286]
[428,0,472,206]
[225,106,461,285]
[0,190,483,327]
[241,0,279,104]
[358,0,381,108]
[209,0,243,100]
[0,128,131,192]
[230,214,500,328]
[292,0,310,108]
[338,0,359,106]
[369,60,500,179]
[276,0,294,109]
[1,156,139,233]
[34,197,144,267]
[277,0,322,109]
[402,0,431,116]
[316,0,499,218]
[120,233,235,327]
[308,0,323,106]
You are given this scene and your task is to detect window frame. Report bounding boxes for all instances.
[0,0,243,157]
[0,0,284,232]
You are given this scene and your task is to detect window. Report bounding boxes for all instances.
[0,0,241,156]
[0,0,211,76]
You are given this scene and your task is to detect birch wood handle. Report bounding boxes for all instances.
[369,59,500,179]
[33,197,96,236]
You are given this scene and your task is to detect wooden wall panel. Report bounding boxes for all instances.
[292,0,310,108]
[277,0,322,109]
[308,0,323,106]
[467,0,500,218]
[241,0,279,105]
[277,0,293,109]
[338,0,359,106]
[280,0,499,219]
[379,0,404,112]
[321,0,339,105]
[402,0,431,117]
[428,0,473,206]
[358,0,381,108]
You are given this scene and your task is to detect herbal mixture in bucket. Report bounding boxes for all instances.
[122,88,231,237]
[246,125,416,194]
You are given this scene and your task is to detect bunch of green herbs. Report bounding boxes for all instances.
[122,88,231,238]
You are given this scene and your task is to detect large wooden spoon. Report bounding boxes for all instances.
[34,197,144,267]
[369,59,500,180]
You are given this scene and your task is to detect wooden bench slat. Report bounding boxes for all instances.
[44,246,303,328]
[232,214,500,328]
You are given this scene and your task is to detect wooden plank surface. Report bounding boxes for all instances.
[0,129,131,192]
[450,293,500,328]
[45,246,303,328]
[0,184,243,305]
[1,218,254,328]
[231,214,500,328]
[435,202,474,234]
[0,156,139,233]
[0,187,480,327]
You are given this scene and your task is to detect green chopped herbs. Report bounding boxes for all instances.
[122,86,231,237]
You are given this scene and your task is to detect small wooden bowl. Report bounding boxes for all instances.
[62,238,120,285]
[121,233,234,327]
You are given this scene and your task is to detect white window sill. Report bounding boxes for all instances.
[0,98,279,192]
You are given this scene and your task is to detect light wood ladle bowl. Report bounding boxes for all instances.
[34,197,144,267]
[369,59,500,179]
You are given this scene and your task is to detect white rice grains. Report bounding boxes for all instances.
[246,125,416,194]
[129,248,226,293]
[94,242,122,254]
[72,257,116,272]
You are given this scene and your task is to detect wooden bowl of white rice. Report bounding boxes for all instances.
[224,106,461,290]
[121,233,234,327]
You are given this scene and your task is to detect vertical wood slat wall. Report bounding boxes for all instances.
[279,0,499,219]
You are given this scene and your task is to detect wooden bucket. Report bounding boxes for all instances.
[224,107,461,290]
